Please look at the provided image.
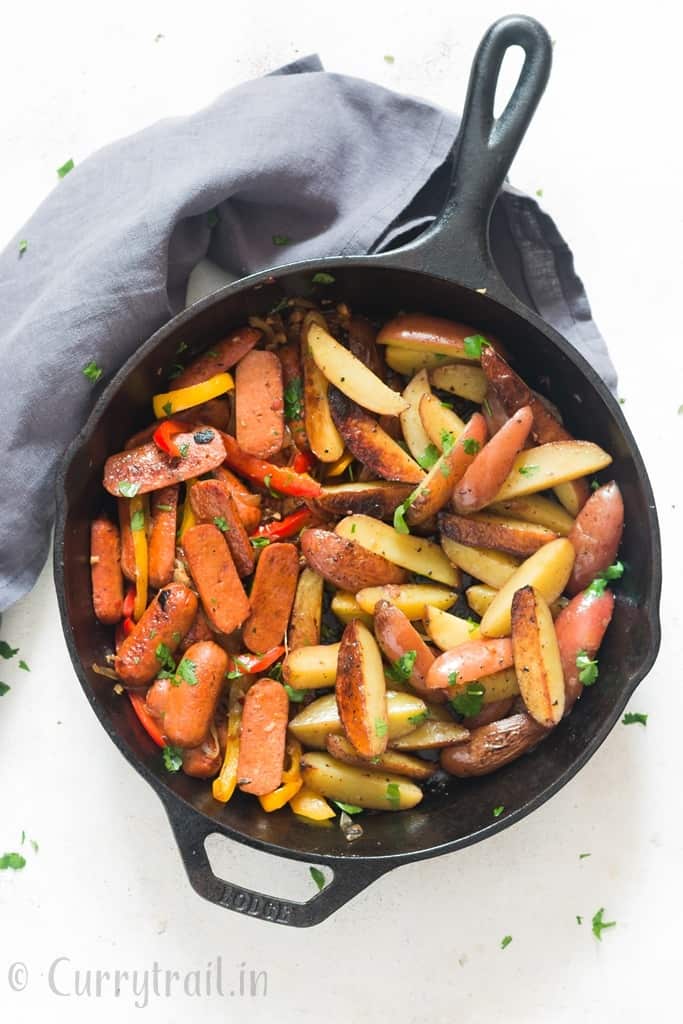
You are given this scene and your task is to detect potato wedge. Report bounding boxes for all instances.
[330,591,374,629]
[511,586,565,726]
[405,413,488,526]
[386,347,457,374]
[440,712,549,777]
[325,734,436,781]
[300,752,423,810]
[491,442,612,503]
[441,537,520,589]
[377,313,484,361]
[439,510,558,558]
[301,528,408,591]
[567,481,624,595]
[476,668,520,703]
[356,583,457,619]
[489,494,575,536]
[336,514,460,585]
[282,643,340,690]
[425,606,480,650]
[479,538,575,638]
[391,716,470,751]
[289,690,426,749]
[426,639,514,690]
[480,346,569,444]
[373,599,441,703]
[308,322,408,416]
[313,481,414,521]
[429,363,488,403]
[465,583,499,617]
[419,393,466,448]
[553,479,590,517]
[287,568,324,650]
[555,588,615,714]
[451,406,533,514]
[328,388,424,483]
[301,315,345,462]
[400,369,435,466]
[335,620,388,757]
[346,315,386,379]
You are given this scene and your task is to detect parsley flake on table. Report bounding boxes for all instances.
[622,712,648,726]
[383,54,395,63]
[18,239,27,256]
[19,660,30,672]
[0,683,10,697]
[0,852,26,870]
[333,801,363,815]
[492,805,504,818]
[386,650,416,683]
[500,935,512,950]
[576,915,583,925]
[591,907,616,941]
[417,444,440,470]
[312,272,335,285]
[462,437,481,456]
[57,158,74,178]
[579,852,591,859]
[678,404,683,415]
[309,866,325,891]
[576,650,599,686]
[463,334,490,359]
[272,234,292,246]
[0,642,18,660]
[162,746,183,773]
[82,361,103,384]
[450,682,485,717]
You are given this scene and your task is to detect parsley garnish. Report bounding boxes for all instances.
[213,516,230,532]
[176,658,198,686]
[579,853,591,859]
[167,363,184,380]
[383,54,395,63]
[407,710,428,728]
[309,866,325,891]
[440,429,455,454]
[393,491,417,534]
[463,334,490,359]
[375,718,388,737]
[312,272,335,285]
[462,437,481,456]
[0,852,26,870]
[536,188,544,197]
[500,935,512,950]
[0,642,18,660]
[586,561,624,596]
[57,158,74,178]
[284,377,303,421]
[130,509,145,532]
[333,801,363,815]
[162,401,173,416]
[386,650,416,683]
[482,397,492,417]
[417,444,440,470]
[118,481,140,498]
[155,643,176,674]
[590,479,600,491]
[269,297,290,316]
[284,684,306,703]
[622,712,648,726]
[82,361,103,383]
[492,805,504,818]
[591,907,616,941]
[176,341,188,354]
[450,682,485,717]
[386,783,401,809]
[576,915,583,925]
[272,234,292,246]
[18,239,27,256]
[576,650,599,686]
[0,683,10,697]
[162,746,183,772]
[250,536,271,549]
[466,617,478,634]
[178,443,189,458]
[518,464,539,476]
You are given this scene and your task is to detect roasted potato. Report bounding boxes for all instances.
[489,494,575,536]
[301,314,345,462]
[440,510,558,558]
[406,413,489,526]
[336,514,460,586]
[330,590,374,628]
[289,690,427,749]
[553,479,590,517]
[325,734,436,780]
[491,442,612,503]
[336,620,388,757]
[355,583,457,619]
[429,363,488,403]
[301,527,408,591]
[391,707,470,750]
[441,536,520,589]
[419,393,466,448]
[554,588,615,713]
[308,322,408,416]
[287,568,324,650]
[313,481,414,521]
[377,313,485,360]
[300,752,423,810]
[451,406,533,514]
[386,347,457,374]
[425,605,480,649]
[440,713,549,777]
[400,369,435,465]
[479,538,575,638]
[328,388,424,483]
[465,583,499,617]
[282,643,340,689]
[567,481,624,595]
[373,599,442,702]
[426,638,514,690]
[511,586,565,726]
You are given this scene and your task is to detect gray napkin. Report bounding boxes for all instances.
[0,55,615,612]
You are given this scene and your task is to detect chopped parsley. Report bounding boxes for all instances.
[269,297,290,316]
[482,396,492,417]
[590,479,600,491]
[576,915,583,925]
[463,334,490,359]
[178,443,189,458]
[407,710,428,728]
[492,805,504,818]
[130,509,145,532]
[440,462,451,478]
[82,361,103,383]
[466,617,479,634]
[250,536,271,549]
[167,363,184,380]
[518,464,539,477]
[213,516,230,532]
[176,658,198,686]
[374,718,388,737]
[162,401,173,416]
[450,682,485,717]
[386,783,401,810]
[118,481,140,498]
[350,523,357,534]
[309,866,325,891]
[57,158,75,178]
[586,561,624,597]
[18,239,27,256]
[383,54,395,63]
[622,712,648,726]
[417,444,440,470]
[393,491,417,534]
[312,272,335,285]
[156,503,173,512]
[176,341,188,354]
[576,650,599,686]
[536,188,544,197]
[155,643,176,676]
[591,907,616,941]
[0,683,10,697]
[579,853,591,859]
[386,650,416,683]
[284,684,306,703]
[333,801,363,815]
[500,935,512,950]
[440,429,455,454]
[0,852,26,870]
[0,642,18,660]
[162,746,183,773]
[284,377,303,420]
[462,437,481,456]
[272,234,292,246]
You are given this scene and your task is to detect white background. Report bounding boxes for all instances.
[1,1,682,1021]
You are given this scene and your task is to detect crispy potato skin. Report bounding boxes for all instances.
[407,413,489,526]
[373,599,446,703]
[335,620,388,758]
[554,589,614,713]
[461,697,515,730]
[440,713,549,777]
[567,482,624,595]
[300,752,423,810]
[377,313,489,360]
[301,528,408,591]
[481,346,570,444]
[313,482,414,521]
[288,568,324,650]
[440,511,557,558]
[426,639,514,690]
[511,585,565,727]
[452,406,534,514]
[325,733,436,780]
[328,387,424,483]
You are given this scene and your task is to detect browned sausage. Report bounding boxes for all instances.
[103,428,226,497]
[182,732,222,778]
[145,676,171,720]
[124,399,232,449]
[237,678,289,795]
[440,713,549,777]
[118,498,136,582]
[189,479,255,577]
[234,350,285,458]
[115,583,198,687]
[178,607,214,653]
[169,326,261,390]
[182,523,250,634]
[278,341,309,452]
[242,543,299,653]
[148,485,179,589]
[163,641,228,749]
[90,517,124,624]
[212,466,262,533]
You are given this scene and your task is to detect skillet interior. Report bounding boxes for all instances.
[56,261,661,864]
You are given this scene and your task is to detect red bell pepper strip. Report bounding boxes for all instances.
[152,419,193,458]
[220,433,322,499]
[128,692,165,748]
[292,450,316,475]
[227,645,285,678]
[251,508,312,541]
[122,585,136,619]
[115,616,135,653]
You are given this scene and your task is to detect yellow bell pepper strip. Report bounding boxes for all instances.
[129,494,149,621]
[152,371,234,420]
[212,682,245,804]
[177,479,197,541]
[258,738,303,812]
[289,785,336,821]
[325,450,354,478]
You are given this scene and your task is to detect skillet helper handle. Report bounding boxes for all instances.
[390,15,552,298]
[161,794,390,927]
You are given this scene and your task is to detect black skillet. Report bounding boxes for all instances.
[54,15,662,927]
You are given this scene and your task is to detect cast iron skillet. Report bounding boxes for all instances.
[54,15,662,927]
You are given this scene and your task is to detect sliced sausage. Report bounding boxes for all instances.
[169,326,261,390]
[148,485,179,590]
[90,517,124,624]
[234,349,285,458]
[103,428,226,497]
[242,543,299,653]
[114,583,198,687]
[163,641,228,749]
[182,523,250,634]
[237,678,289,795]
[178,607,214,653]
[212,466,262,533]
[189,478,254,577]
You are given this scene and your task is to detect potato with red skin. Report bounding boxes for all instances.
[451,406,534,514]
[461,697,515,730]
[567,481,624,595]
[406,413,489,526]
[554,588,615,713]
[426,639,514,690]
[373,599,447,703]
[301,528,408,591]
[440,712,549,777]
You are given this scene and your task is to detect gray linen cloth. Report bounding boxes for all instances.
[0,55,615,611]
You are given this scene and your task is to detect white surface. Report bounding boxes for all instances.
[1,2,681,1021]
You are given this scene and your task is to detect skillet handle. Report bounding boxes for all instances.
[160,793,391,927]
[386,15,552,299]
